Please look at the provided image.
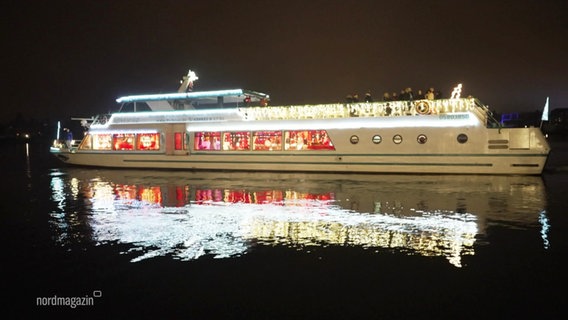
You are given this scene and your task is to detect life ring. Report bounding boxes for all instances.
[416,101,430,115]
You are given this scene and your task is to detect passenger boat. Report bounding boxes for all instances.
[50,70,550,175]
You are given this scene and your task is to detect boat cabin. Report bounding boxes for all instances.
[115,89,270,112]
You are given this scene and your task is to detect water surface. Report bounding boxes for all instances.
[3,142,566,319]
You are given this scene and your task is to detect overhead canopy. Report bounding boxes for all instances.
[116,89,270,104]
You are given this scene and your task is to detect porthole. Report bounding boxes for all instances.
[417,134,427,144]
[372,135,382,144]
[350,135,359,144]
[393,134,403,144]
[457,133,468,144]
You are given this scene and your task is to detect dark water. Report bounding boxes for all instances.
[3,140,567,319]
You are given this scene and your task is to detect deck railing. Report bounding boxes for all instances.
[89,98,494,128]
[90,114,112,126]
[240,98,482,121]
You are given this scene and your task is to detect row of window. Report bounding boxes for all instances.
[351,133,469,145]
[79,130,335,151]
[194,130,334,151]
[80,133,161,151]
[350,134,428,145]
[79,131,468,151]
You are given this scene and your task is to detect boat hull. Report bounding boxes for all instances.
[52,149,548,175]
[50,98,551,175]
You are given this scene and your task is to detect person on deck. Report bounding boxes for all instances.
[365,91,373,102]
[426,88,435,100]
[64,128,73,149]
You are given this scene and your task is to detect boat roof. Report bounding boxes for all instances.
[115,89,270,104]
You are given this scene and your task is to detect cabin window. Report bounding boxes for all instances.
[79,134,93,150]
[372,135,382,144]
[92,134,112,150]
[174,132,183,150]
[349,135,359,145]
[194,132,221,150]
[134,102,152,112]
[457,134,468,144]
[113,134,135,150]
[417,134,427,144]
[120,103,134,112]
[284,130,335,150]
[253,131,282,151]
[137,133,160,150]
[393,135,403,144]
[223,132,250,151]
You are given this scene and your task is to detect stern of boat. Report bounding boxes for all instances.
[50,139,76,163]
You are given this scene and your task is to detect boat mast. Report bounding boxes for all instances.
[178,69,199,93]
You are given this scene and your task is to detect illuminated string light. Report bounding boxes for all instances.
[451,83,463,99]
[101,97,482,130]
[116,89,269,103]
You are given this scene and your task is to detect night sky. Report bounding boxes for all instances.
[5,0,568,123]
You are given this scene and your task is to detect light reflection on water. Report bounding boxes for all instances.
[48,169,547,267]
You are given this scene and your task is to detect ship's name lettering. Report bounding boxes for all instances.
[191,117,224,121]
[439,114,469,120]
[114,116,225,123]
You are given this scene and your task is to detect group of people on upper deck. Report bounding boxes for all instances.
[346,87,442,103]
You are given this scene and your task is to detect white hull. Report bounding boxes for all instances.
[54,152,547,175]
[53,125,548,175]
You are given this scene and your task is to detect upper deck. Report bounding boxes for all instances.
[115,89,270,112]
[241,97,489,121]
[91,88,498,128]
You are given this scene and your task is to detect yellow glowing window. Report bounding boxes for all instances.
[79,134,93,150]
[253,131,282,151]
[222,132,250,151]
[92,134,112,150]
[284,130,335,151]
[137,133,160,151]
